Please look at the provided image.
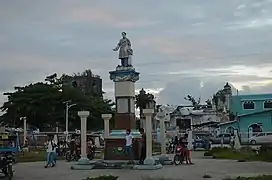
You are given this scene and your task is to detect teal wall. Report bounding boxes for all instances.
[219,121,238,134]
[239,111,272,132]
[231,93,272,115]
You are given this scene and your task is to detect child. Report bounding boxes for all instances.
[124,129,134,164]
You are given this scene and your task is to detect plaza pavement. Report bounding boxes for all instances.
[12,152,272,180]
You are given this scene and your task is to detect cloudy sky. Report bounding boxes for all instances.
[1,0,272,106]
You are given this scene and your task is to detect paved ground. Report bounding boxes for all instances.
[12,152,272,180]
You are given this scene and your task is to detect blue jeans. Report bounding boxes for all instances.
[124,146,133,161]
[46,152,55,166]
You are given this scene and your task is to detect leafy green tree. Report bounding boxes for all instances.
[0,72,114,131]
[184,95,201,110]
[135,88,155,129]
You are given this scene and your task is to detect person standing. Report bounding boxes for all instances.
[182,134,193,165]
[124,129,134,164]
[139,128,146,164]
[45,134,57,168]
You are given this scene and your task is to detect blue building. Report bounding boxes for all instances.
[219,93,272,141]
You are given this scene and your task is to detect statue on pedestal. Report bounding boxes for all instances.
[113,32,133,67]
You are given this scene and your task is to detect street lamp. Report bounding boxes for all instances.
[20,117,27,146]
[63,100,76,142]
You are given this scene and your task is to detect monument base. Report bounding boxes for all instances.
[70,158,95,170]
[104,130,142,160]
[156,154,172,165]
[104,138,141,160]
[133,157,163,170]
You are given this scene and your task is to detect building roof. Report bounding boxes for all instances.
[238,109,272,117]
[232,93,272,100]
[218,120,237,126]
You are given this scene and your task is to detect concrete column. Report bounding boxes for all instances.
[102,114,112,138]
[143,108,155,164]
[23,117,27,146]
[77,111,90,164]
[159,117,166,155]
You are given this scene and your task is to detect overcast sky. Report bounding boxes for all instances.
[1,0,272,106]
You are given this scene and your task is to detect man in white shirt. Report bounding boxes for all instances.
[45,134,57,168]
[124,129,133,163]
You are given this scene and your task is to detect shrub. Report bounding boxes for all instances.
[204,151,212,156]
[84,175,118,180]
[141,177,175,180]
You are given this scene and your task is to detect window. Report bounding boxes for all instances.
[266,133,272,136]
[257,133,265,137]
[264,100,272,109]
[243,101,255,110]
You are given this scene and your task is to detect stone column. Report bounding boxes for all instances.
[159,116,166,155]
[78,111,90,164]
[102,114,112,138]
[143,108,155,164]
[156,112,171,163]
[21,117,27,147]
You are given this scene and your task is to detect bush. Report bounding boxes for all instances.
[204,147,229,156]
[233,175,272,180]
[204,151,212,156]
[141,177,174,180]
[84,175,118,180]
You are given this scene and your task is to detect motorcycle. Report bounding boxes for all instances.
[65,148,81,162]
[167,139,175,154]
[173,145,185,165]
[87,145,95,160]
[0,152,14,180]
[66,146,95,161]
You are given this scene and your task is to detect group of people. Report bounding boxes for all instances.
[124,128,146,164]
[44,129,193,167]
[44,134,96,168]
[124,128,193,165]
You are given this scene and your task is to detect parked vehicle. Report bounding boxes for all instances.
[66,146,96,161]
[173,145,185,165]
[193,136,211,150]
[209,133,231,144]
[249,132,272,145]
[0,134,19,180]
[167,139,175,154]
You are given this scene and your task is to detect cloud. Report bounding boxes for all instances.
[67,7,160,28]
[1,0,272,107]
[157,77,272,105]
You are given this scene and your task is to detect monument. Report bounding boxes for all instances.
[104,32,141,160]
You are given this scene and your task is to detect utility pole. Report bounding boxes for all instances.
[63,100,76,142]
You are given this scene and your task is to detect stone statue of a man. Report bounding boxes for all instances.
[113,32,133,67]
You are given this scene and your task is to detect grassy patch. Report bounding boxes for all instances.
[204,147,272,162]
[16,150,103,162]
[16,151,65,162]
[228,175,272,180]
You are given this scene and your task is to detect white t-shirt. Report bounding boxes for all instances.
[46,140,57,152]
[125,134,133,146]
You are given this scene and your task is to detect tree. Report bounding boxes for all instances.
[135,88,155,128]
[0,72,114,131]
[212,94,219,110]
[184,95,200,110]
[205,99,212,108]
